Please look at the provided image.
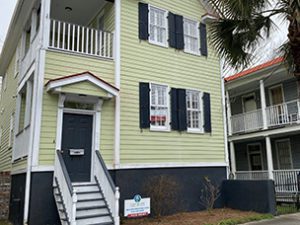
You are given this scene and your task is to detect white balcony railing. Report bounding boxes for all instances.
[273,169,300,193]
[49,19,113,59]
[231,109,263,134]
[266,99,300,127]
[235,170,269,180]
[13,125,31,160]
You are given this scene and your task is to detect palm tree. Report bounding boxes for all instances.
[208,0,300,77]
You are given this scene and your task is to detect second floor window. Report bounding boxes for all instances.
[186,90,203,132]
[149,6,168,46]
[184,19,199,55]
[150,83,169,130]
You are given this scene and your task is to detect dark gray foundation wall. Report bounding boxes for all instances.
[112,167,227,217]
[234,133,300,171]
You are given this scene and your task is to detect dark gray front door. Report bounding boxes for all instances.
[61,113,93,182]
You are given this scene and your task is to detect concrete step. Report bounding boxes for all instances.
[76,207,110,218]
[76,214,112,225]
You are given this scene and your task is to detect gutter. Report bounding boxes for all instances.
[220,59,230,178]
[114,0,121,169]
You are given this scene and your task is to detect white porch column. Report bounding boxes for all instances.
[265,136,274,180]
[260,80,268,129]
[229,141,236,177]
[226,91,232,136]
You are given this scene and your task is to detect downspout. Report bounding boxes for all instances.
[220,60,230,179]
[23,0,50,223]
[114,0,121,169]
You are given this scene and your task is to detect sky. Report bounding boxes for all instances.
[0,0,18,53]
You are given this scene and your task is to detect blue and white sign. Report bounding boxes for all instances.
[124,195,150,218]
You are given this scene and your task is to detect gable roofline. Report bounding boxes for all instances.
[225,57,284,83]
[45,71,119,96]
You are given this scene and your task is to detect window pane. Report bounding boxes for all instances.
[150,84,168,128]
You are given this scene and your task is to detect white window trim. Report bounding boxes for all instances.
[275,138,293,170]
[149,82,171,132]
[148,5,169,48]
[186,89,204,133]
[183,18,200,56]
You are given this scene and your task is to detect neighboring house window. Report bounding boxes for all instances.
[150,83,170,130]
[184,18,200,55]
[9,113,14,148]
[149,6,168,46]
[186,90,203,132]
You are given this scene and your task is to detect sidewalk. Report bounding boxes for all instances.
[244,213,300,225]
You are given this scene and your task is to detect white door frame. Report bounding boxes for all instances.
[247,143,264,171]
[55,94,103,182]
[275,138,293,170]
[268,84,285,106]
[242,93,257,113]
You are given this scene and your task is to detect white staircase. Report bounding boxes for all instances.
[53,150,120,225]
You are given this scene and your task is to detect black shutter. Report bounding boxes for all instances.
[200,23,208,56]
[175,15,184,50]
[139,82,150,128]
[168,12,176,48]
[171,88,179,130]
[203,92,211,132]
[168,13,184,50]
[177,89,187,131]
[139,3,149,40]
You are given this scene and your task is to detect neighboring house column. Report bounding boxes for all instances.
[265,136,274,180]
[229,141,236,177]
[226,91,232,136]
[260,80,268,129]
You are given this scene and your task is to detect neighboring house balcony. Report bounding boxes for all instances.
[231,98,300,134]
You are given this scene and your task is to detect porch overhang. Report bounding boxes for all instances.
[45,71,119,98]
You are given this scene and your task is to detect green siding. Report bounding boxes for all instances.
[0,52,18,171]
[12,158,28,173]
[39,50,115,166]
[61,81,112,98]
[119,0,225,164]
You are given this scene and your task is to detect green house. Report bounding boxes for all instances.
[0,0,227,224]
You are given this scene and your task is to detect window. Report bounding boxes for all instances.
[150,83,170,130]
[2,73,7,91]
[184,19,200,55]
[9,113,14,148]
[149,6,168,46]
[186,90,203,132]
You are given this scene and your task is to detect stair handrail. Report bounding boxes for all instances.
[54,150,77,225]
[94,150,120,225]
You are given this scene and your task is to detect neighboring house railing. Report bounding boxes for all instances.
[273,169,300,193]
[266,99,300,127]
[230,99,300,134]
[13,125,31,160]
[94,151,120,225]
[49,19,114,59]
[231,109,263,134]
[54,150,77,225]
[235,170,269,180]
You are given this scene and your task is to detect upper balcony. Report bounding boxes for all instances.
[225,59,300,137]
